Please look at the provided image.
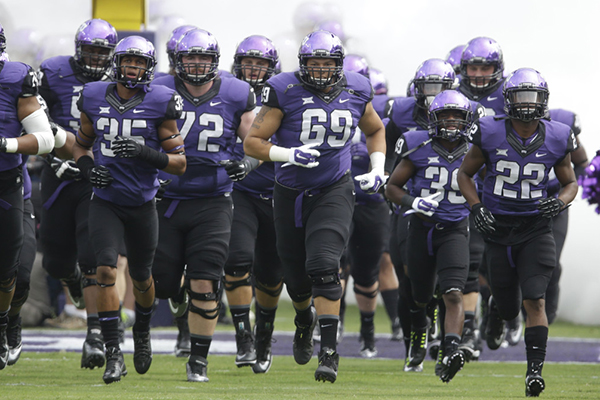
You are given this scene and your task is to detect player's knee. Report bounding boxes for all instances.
[224,272,252,292]
[96,265,117,286]
[353,283,379,299]
[185,279,221,320]
[255,278,283,298]
[309,271,342,301]
[10,288,29,308]
[442,288,463,307]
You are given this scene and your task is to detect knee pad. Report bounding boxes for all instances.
[255,278,283,298]
[82,277,98,289]
[0,272,17,293]
[309,272,343,301]
[353,284,379,299]
[80,265,97,276]
[224,273,252,292]
[10,288,29,309]
[224,264,251,278]
[185,279,221,320]
[286,286,312,304]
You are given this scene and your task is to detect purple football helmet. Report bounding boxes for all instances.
[166,25,197,69]
[428,90,473,142]
[0,22,6,52]
[445,44,466,74]
[406,80,415,97]
[343,54,369,77]
[74,19,118,79]
[112,36,156,88]
[175,28,220,86]
[579,150,600,214]
[413,58,456,108]
[369,67,388,95]
[233,35,279,90]
[460,37,504,92]
[313,20,346,42]
[298,30,345,89]
[503,68,549,122]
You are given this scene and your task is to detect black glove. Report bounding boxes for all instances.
[46,155,82,181]
[471,203,496,234]
[89,165,113,188]
[538,197,565,218]
[223,159,252,182]
[0,137,7,153]
[156,179,172,202]
[112,137,142,158]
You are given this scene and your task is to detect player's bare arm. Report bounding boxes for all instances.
[72,111,95,162]
[457,144,486,207]
[359,102,386,155]
[244,105,283,160]
[158,118,186,176]
[554,153,578,206]
[385,158,416,204]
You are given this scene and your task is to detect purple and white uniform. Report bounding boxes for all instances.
[77,81,182,206]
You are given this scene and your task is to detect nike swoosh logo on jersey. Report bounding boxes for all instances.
[339,98,349,103]
[210,101,222,106]
[132,109,144,113]
[487,96,498,101]
[535,152,547,157]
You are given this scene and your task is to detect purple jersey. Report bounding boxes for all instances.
[471,116,577,216]
[458,79,504,116]
[38,56,97,134]
[400,130,470,223]
[153,75,255,198]
[263,71,374,190]
[231,93,276,197]
[78,81,182,206]
[0,61,38,171]
[549,109,580,136]
[372,93,389,119]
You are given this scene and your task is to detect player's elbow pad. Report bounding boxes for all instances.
[21,108,54,154]
[32,131,55,154]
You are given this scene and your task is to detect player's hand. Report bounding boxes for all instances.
[47,155,81,180]
[282,143,320,168]
[538,197,565,218]
[222,159,252,181]
[112,137,142,158]
[471,203,496,234]
[355,169,388,195]
[89,165,113,188]
[156,179,171,202]
[410,192,442,217]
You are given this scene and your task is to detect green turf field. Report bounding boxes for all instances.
[2,301,599,399]
[1,353,599,399]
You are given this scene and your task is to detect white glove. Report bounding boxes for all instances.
[355,169,388,195]
[409,192,442,217]
[272,143,320,168]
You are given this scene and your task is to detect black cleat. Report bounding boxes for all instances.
[315,347,339,383]
[434,346,444,377]
[62,266,85,310]
[292,307,317,365]
[187,355,209,382]
[485,297,506,350]
[459,327,481,362]
[81,329,105,369]
[252,327,274,374]
[0,325,8,370]
[526,363,545,397]
[132,331,152,374]
[102,347,127,384]
[7,316,23,366]
[440,348,466,383]
[406,325,428,371]
[174,315,191,358]
[235,329,257,367]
